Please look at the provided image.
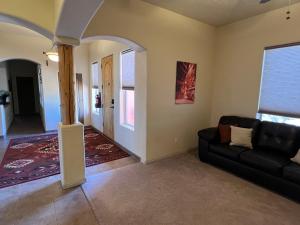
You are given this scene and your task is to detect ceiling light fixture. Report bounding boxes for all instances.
[45,51,59,62]
[43,43,59,64]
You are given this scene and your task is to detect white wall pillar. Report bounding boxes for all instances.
[58,123,85,189]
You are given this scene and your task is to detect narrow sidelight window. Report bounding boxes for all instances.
[120,50,135,129]
[91,62,100,114]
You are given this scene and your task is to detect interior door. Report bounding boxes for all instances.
[101,55,114,139]
[76,73,84,124]
[16,77,36,115]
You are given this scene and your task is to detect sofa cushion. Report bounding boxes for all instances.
[283,163,300,185]
[218,116,260,146]
[230,126,253,149]
[218,124,231,144]
[257,121,300,158]
[240,150,290,176]
[210,144,249,161]
[291,149,300,165]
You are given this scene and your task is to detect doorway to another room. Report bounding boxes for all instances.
[0,59,44,138]
[87,38,146,163]
[0,59,46,165]
[6,59,44,137]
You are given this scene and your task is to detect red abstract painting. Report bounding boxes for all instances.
[175,61,197,104]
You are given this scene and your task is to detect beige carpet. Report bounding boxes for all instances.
[82,153,300,225]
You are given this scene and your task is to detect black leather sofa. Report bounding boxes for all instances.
[198,116,300,201]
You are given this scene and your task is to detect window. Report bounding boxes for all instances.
[91,62,100,114]
[120,50,135,129]
[259,114,300,127]
[258,44,300,126]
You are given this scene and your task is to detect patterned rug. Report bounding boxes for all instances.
[0,126,129,189]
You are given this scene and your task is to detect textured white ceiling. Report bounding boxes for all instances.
[142,0,300,26]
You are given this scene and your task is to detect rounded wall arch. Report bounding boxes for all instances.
[82,35,147,163]
[82,35,146,52]
[0,57,39,65]
[0,26,61,132]
[0,13,53,40]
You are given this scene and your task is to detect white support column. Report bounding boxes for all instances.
[58,123,85,189]
[57,42,85,189]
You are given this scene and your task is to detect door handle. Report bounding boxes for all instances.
[110,106,114,109]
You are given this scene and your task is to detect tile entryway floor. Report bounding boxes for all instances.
[0,156,138,225]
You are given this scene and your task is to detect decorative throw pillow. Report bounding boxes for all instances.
[291,150,300,165]
[230,126,253,149]
[218,124,231,144]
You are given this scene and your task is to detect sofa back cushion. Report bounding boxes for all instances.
[218,116,260,146]
[257,121,300,158]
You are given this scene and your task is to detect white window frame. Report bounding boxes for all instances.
[257,113,300,127]
[120,50,135,130]
[120,89,134,130]
[257,43,300,127]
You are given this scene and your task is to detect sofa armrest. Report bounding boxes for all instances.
[198,127,218,162]
[198,127,219,143]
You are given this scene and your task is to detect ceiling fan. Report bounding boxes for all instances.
[259,0,292,20]
[259,0,271,3]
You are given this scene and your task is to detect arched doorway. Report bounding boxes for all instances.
[81,35,147,163]
[0,59,44,136]
[0,22,61,172]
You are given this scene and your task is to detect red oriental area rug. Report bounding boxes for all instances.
[0,126,129,189]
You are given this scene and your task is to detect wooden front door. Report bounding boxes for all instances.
[76,73,84,124]
[101,55,114,139]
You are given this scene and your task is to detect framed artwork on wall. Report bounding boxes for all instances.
[175,61,197,104]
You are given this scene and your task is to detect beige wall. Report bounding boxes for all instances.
[84,0,216,162]
[210,3,300,126]
[0,0,54,32]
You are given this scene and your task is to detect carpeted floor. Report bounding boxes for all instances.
[82,153,300,225]
[0,126,129,188]
[1,152,300,225]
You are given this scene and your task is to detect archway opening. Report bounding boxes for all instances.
[0,59,44,137]
[0,12,53,40]
[81,35,147,163]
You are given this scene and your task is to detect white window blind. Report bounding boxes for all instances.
[258,44,300,118]
[91,62,99,88]
[121,50,135,90]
